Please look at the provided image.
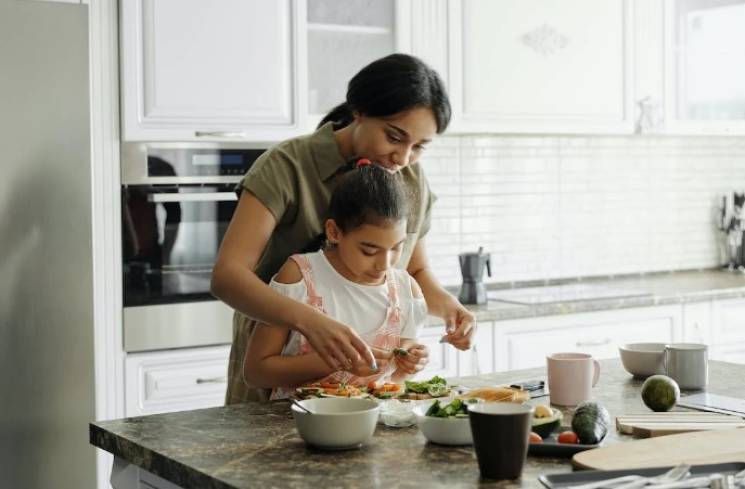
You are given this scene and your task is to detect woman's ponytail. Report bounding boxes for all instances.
[318,102,355,130]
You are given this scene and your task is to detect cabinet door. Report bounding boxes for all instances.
[125,346,230,417]
[455,321,495,377]
[449,0,634,134]
[497,305,681,371]
[413,326,458,380]
[121,0,300,141]
[711,298,745,346]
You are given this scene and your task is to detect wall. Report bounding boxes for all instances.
[424,135,745,286]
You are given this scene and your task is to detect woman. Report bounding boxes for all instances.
[211,53,475,404]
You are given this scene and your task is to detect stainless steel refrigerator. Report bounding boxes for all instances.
[0,1,96,488]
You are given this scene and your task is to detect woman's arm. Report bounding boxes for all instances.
[406,238,474,350]
[211,191,375,370]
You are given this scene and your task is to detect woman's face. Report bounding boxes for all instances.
[351,107,438,173]
[325,218,408,285]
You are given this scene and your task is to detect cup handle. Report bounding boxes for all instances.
[592,359,600,387]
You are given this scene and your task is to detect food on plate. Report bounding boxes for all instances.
[425,398,476,418]
[529,432,543,443]
[531,405,562,438]
[295,382,366,399]
[401,376,451,399]
[641,374,680,412]
[571,401,611,444]
[457,386,529,403]
[368,381,403,399]
[557,430,580,444]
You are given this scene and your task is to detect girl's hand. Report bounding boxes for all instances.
[440,299,475,351]
[345,347,393,377]
[394,344,429,375]
[300,315,377,371]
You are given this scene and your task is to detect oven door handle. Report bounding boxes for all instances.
[147,192,238,203]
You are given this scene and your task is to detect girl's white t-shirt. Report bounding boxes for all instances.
[268,250,428,339]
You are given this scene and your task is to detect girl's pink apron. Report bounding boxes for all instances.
[272,254,403,400]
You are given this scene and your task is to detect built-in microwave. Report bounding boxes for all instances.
[120,142,265,352]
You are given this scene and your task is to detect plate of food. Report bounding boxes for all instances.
[295,382,369,399]
[456,386,530,403]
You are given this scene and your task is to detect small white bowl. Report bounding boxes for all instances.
[413,401,473,446]
[291,397,380,450]
[619,342,666,378]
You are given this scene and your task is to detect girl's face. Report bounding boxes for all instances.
[325,218,408,285]
[350,107,438,173]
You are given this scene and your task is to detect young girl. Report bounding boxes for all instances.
[243,162,430,398]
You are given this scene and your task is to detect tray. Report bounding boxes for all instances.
[538,462,745,489]
[529,434,599,457]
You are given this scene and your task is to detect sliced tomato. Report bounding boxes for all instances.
[557,431,580,444]
[529,432,543,443]
[367,381,378,391]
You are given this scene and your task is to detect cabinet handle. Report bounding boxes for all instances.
[196,376,227,384]
[575,338,612,347]
[194,131,247,138]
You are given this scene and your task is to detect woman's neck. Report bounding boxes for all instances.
[333,123,356,160]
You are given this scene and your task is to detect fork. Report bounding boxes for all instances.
[568,464,690,489]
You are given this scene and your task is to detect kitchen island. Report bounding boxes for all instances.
[91,359,745,488]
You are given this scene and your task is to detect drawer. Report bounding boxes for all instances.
[125,345,230,417]
[504,312,678,371]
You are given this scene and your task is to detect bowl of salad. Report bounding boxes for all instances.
[413,398,478,445]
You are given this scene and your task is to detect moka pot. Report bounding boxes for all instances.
[457,248,491,305]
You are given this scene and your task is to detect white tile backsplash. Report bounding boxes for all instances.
[424,134,745,286]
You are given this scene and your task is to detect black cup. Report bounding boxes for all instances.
[468,403,534,480]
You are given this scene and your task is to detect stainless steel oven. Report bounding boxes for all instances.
[121,142,265,351]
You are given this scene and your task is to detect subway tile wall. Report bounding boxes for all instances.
[423,135,745,286]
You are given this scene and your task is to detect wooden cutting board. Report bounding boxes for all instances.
[616,412,745,437]
[572,428,745,470]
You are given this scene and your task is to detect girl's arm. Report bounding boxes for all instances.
[407,238,475,350]
[211,191,375,370]
[242,260,335,388]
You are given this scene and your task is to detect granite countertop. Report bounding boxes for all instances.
[440,269,745,325]
[90,359,745,489]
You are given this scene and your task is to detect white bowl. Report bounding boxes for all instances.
[413,400,473,446]
[291,397,380,450]
[619,342,666,378]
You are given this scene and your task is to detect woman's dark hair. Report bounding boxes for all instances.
[329,164,410,233]
[318,53,451,134]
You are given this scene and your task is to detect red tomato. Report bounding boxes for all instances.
[557,431,580,444]
[529,432,543,443]
[367,381,377,391]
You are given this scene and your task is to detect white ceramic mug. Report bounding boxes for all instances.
[664,343,708,390]
[547,352,601,406]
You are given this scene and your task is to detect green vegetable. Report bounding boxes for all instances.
[641,375,680,412]
[571,401,610,444]
[531,407,562,438]
[405,375,447,394]
[425,398,470,418]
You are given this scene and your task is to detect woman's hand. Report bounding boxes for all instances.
[439,297,475,351]
[300,315,377,372]
[345,347,393,377]
[394,343,429,375]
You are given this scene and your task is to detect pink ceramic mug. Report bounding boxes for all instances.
[547,352,600,406]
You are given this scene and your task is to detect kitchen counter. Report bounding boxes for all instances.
[444,269,745,325]
[91,359,745,489]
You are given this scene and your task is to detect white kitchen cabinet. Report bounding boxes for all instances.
[447,0,634,134]
[413,325,458,380]
[125,345,230,417]
[455,321,495,376]
[662,0,745,135]
[710,298,745,350]
[494,305,682,371]
[120,0,303,141]
[682,301,712,344]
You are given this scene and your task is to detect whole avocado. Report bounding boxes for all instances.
[571,401,611,444]
[641,375,680,412]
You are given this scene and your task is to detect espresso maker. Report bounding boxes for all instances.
[458,247,491,304]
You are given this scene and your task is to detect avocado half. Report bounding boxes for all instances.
[531,407,562,438]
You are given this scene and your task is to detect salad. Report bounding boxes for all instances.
[404,376,451,398]
[425,398,477,418]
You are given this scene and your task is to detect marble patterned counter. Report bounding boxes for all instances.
[91,359,745,489]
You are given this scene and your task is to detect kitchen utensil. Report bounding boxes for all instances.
[572,429,745,470]
[619,343,667,378]
[567,463,690,489]
[611,463,691,489]
[291,397,380,450]
[678,393,745,417]
[457,247,491,304]
[547,352,601,406]
[469,402,534,480]
[664,344,708,390]
[616,413,745,438]
[538,462,745,489]
[291,398,314,414]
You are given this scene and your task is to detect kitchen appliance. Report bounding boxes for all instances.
[120,142,265,352]
[0,2,94,488]
[458,247,491,304]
